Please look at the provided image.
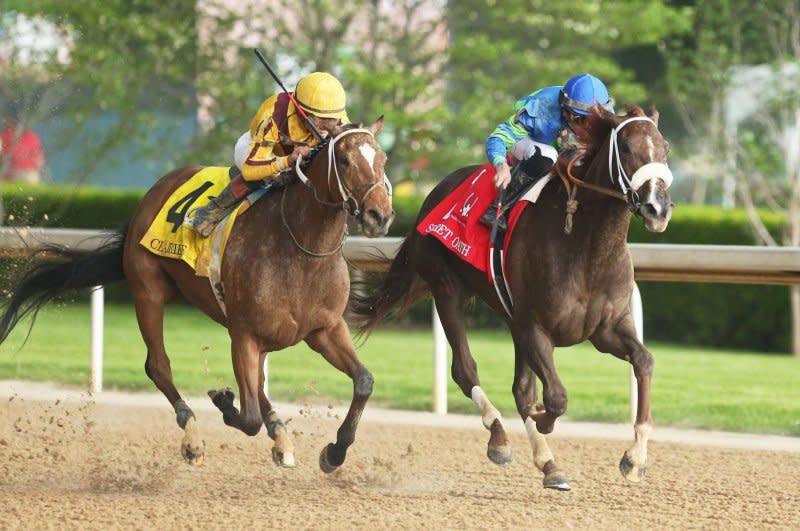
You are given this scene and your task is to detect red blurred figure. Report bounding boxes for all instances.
[1,115,45,184]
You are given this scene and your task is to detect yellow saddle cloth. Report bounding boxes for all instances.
[139,166,252,278]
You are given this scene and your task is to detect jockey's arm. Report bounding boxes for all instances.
[485,115,528,168]
[241,119,292,182]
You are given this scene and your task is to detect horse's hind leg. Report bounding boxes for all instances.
[305,318,373,473]
[131,269,205,465]
[427,278,512,465]
[512,357,570,490]
[257,355,295,468]
[590,313,654,483]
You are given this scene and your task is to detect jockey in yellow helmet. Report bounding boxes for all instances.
[192,72,349,236]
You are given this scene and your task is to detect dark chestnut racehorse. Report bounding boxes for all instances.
[0,119,394,472]
[350,106,673,490]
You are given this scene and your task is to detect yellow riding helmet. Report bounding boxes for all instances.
[294,72,348,121]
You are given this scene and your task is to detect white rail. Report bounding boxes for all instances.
[2,228,800,419]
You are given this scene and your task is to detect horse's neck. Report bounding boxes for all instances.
[284,177,348,248]
[567,148,632,246]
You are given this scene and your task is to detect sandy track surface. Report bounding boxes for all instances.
[1,381,799,530]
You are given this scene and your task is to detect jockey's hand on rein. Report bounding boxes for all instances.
[494,162,511,190]
[289,146,312,164]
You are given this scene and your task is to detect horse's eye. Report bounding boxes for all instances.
[340,157,350,167]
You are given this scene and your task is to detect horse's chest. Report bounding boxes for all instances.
[535,282,621,345]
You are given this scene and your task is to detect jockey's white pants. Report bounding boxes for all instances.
[234,131,252,170]
[510,137,558,164]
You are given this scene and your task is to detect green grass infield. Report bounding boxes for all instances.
[0,303,797,436]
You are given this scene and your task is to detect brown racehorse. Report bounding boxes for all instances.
[0,119,394,472]
[350,105,673,490]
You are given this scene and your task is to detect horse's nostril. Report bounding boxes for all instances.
[644,203,658,217]
[365,209,383,225]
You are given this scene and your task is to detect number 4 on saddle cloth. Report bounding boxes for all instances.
[139,166,271,312]
[416,163,554,315]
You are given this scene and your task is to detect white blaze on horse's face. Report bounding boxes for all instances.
[358,143,377,176]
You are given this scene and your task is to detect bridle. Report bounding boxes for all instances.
[294,128,392,217]
[284,127,391,257]
[556,116,673,233]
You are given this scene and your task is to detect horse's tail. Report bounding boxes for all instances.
[348,234,429,337]
[0,228,128,344]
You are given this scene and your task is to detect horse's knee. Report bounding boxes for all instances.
[354,369,374,400]
[632,349,655,377]
[544,389,568,418]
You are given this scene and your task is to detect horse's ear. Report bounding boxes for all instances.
[367,115,385,135]
[647,105,660,127]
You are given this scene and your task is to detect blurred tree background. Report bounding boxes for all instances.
[2,0,694,187]
[2,1,800,352]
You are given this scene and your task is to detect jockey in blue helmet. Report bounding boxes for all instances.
[481,73,613,229]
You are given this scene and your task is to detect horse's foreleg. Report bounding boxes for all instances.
[257,355,295,468]
[134,285,205,465]
[517,325,566,435]
[512,360,571,491]
[208,331,266,437]
[432,290,512,465]
[305,319,373,473]
[590,314,654,483]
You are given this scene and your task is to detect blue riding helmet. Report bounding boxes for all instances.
[559,73,613,116]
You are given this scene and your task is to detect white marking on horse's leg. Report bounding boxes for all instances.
[525,416,554,472]
[180,416,205,465]
[358,143,376,175]
[628,422,652,466]
[471,385,502,429]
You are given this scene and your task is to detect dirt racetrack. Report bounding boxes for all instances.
[1,381,799,530]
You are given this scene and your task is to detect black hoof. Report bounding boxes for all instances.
[208,387,235,412]
[319,443,340,474]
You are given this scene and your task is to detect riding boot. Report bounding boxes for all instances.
[192,173,253,237]
[479,153,555,230]
[479,175,527,230]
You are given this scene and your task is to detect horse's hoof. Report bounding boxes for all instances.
[619,452,646,483]
[319,444,340,474]
[487,445,513,465]
[272,447,296,468]
[208,387,235,409]
[181,439,206,466]
[543,472,571,491]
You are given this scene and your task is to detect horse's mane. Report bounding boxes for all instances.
[571,104,648,160]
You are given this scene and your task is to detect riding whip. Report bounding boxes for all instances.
[253,48,325,142]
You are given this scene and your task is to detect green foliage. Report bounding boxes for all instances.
[627,204,785,244]
[2,0,198,175]
[1,182,142,229]
[442,0,692,177]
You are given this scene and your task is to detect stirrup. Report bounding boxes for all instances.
[480,206,507,231]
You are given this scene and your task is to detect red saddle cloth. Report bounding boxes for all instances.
[416,163,529,281]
